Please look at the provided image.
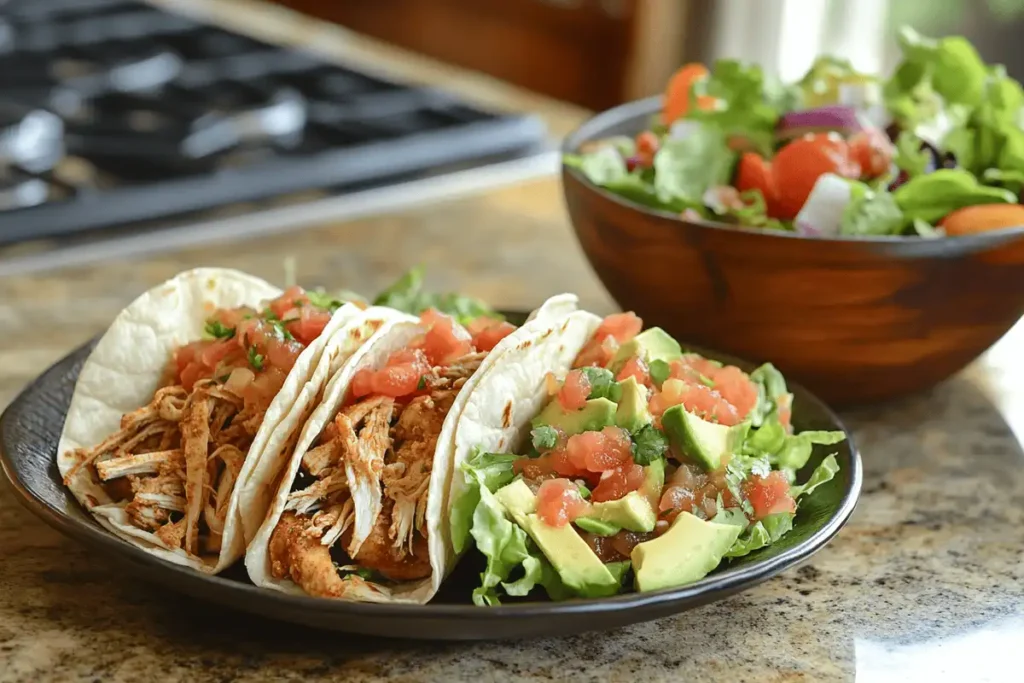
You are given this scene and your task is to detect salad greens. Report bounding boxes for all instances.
[566,27,1024,239]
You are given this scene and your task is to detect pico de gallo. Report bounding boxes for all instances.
[564,28,1024,238]
[454,312,845,605]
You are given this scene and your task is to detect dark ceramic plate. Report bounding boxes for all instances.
[0,311,862,641]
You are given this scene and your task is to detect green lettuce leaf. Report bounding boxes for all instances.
[566,146,629,186]
[775,430,847,472]
[790,454,841,499]
[893,169,1015,224]
[840,181,906,236]
[373,265,501,325]
[653,124,736,206]
[893,131,932,179]
[687,59,783,156]
[450,450,518,555]
[747,362,788,427]
[724,512,795,559]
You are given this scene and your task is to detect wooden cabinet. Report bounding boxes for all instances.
[268,0,695,110]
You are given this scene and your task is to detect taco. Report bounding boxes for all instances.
[244,294,581,602]
[448,311,847,604]
[57,267,404,573]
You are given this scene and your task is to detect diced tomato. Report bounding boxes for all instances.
[557,369,592,411]
[351,348,431,399]
[743,471,796,520]
[573,312,643,369]
[634,131,660,168]
[268,285,312,319]
[565,426,633,473]
[735,152,780,217]
[418,308,473,365]
[648,355,758,425]
[536,478,591,527]
[649,378,743,426]
[286,306,332,346]
[591,462,645,503]
[466,317,517,352]
[771,133,861,220]
[615,355,650,387]
[848,128,894,179]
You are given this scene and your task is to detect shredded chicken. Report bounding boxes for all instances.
[64,379,257,559]
[270,352,484,595]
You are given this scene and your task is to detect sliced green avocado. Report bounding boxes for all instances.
[582,458,665,532]
[632,511,742,592]
[661,405,749,471]
[494,479,621,596]
[608,327,683,376]
[494,478,537,525]
[532,397,617,437]
[614,377,652,433]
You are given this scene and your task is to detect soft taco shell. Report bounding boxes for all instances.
[245,293,584,602]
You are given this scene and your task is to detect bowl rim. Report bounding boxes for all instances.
[0,324,863,626]
[561,94,1024,247]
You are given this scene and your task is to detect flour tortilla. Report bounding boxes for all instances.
[56,268,375,574]
[445,308,602,559]
[245,293,583,602]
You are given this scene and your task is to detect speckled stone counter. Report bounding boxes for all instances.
[2,177,1023,682]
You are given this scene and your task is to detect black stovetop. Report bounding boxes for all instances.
[0,0,548,246]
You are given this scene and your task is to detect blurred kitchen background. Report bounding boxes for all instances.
[1,0,1021,271]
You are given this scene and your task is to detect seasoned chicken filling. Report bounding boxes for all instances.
[64,380,259,558]
[269,353,483,596]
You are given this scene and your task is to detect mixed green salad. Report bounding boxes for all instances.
[565,28,1024,238]
[451,313,846,604]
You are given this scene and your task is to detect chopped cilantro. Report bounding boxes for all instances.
[630,424,669,465]
[698,373,715,387]
[531,425,559,452]
[576,482,591,499]
[217,374,231,383]
[307,289,348,313]
[247,346,265,371]
[724,455,770,516]
[649,359,671,387]
[416,375,427,391]
[579,366,616,401]
[204,320,235,340]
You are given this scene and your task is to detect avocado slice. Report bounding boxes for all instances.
[494,479,621,596]
[522,514,620,596]
[532,397,617,437]
[614,377,652,433]
[608,327,683,376]
[631,511,742,592]
[661,405,749,471]
[582,458,665,532]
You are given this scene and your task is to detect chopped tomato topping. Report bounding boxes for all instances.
[848,128,894,179]
[591,462,645,503]
[634,131,660,168]
[350,348,431,399]
[557,369,592,411]
[565,426,634,474]
[573,312,643,369]
[649,378,743,426]
[466,317,517,352]
[647,355,758,426]
[418,308,473,365]
[615,355,650,386]
[743,471,796,520]
[536,478,591,527]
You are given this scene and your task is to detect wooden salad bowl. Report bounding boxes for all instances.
[562,96,1024,407]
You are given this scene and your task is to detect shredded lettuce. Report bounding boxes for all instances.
[724,513,794,558]
[653,124,736,207]
[790,454,841,499]
[840,181,906,237]
[457,451,567,606]
[687,59,784,156]
[373,265,501,325]
[893,169,1015,225]
[450,450,518,555]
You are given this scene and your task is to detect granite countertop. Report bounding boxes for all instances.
[1,4,1023,683]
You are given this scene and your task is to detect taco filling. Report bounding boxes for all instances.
[455,313,846,605]
[268,309,516,596]
[62,286,356,560]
